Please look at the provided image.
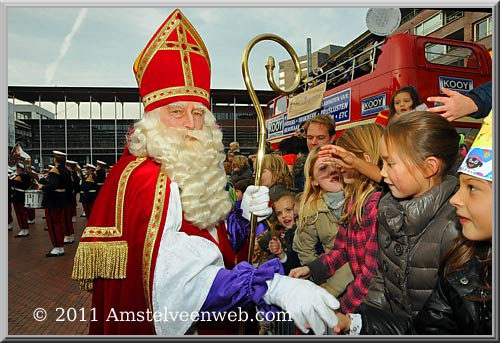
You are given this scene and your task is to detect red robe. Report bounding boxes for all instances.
[72,155,235,335]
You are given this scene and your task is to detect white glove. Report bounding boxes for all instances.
[263,273,339,335]
[240,185,272,222]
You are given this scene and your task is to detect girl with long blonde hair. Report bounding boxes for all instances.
[292,147,354,297]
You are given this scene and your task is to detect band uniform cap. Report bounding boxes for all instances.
[85,163,96,169]
[133,8,211,112]
[53,150,67,157]
[96,160,107,166]
[458,111,492,182]
[66,160,78,165]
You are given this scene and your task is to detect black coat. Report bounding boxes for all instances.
[359,255,492,335]
[230,168,253,185]
[364,176,461,318]
[258,225,301,275]
[80,172,99,204]
[9,172,31,204]
[67,170,81,205]
[41,165,71,208]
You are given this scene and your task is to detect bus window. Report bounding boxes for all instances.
[267,102,274,118]
[424,42,478,68]
[276,96,287,115]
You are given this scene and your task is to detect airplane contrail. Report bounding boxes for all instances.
[45,8,88,85]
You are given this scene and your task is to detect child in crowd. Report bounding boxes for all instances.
[360,111,462,321]
[234,178,253,202]
[292,147,354,297]
[290,123,384,314]
[223,151,234,175]
[255,190,302,336]
[227,154,294,263]
[230,154,253,184]
[256,190,301,274]
[334,112,493,335]
[259,154,295,196]
[375,86,428,126]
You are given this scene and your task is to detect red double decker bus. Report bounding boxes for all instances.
[265,33,492,149]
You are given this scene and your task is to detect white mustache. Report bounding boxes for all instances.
[163,127,206,142]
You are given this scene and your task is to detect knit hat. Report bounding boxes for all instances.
[133,8,211,112]
[458,111,492,182]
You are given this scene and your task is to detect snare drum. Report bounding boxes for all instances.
[25,190,44,209]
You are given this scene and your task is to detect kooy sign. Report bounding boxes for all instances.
[439,76,473,93]
[361,93,386,116]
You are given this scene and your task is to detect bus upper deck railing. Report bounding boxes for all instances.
[297,39,385,94]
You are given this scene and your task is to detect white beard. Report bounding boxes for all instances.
[127,108,231,230]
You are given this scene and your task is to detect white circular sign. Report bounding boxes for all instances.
[366,8,402,36]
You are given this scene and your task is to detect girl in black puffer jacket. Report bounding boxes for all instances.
[347,237,492,335]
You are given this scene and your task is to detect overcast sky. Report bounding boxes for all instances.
[7,6,370,91]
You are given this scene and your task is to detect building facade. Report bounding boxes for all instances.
[394,9,492,51]
[8,87,276,169]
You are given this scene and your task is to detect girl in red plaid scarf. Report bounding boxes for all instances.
[290,123,384,314]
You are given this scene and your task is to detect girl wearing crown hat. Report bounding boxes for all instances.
[73,8,340,336]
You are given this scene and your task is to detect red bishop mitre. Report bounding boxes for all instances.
[133,8,211,112]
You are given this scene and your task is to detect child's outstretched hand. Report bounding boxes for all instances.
[319,144,357,169]
[289,266,311,279]
[333,311,351,334]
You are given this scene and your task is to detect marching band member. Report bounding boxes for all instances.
[8,166,16,231]
[64,160,80,244]
[10,162,31,237]
[79,163,98,219]
[41,151,72,257]
[26,165,39,224]
[95,160,107,195]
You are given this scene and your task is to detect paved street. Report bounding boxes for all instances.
[8,206,91,335]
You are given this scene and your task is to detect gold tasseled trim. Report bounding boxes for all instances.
[71,241,128,291]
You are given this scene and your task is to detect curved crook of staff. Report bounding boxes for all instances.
[241,33,302,265]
